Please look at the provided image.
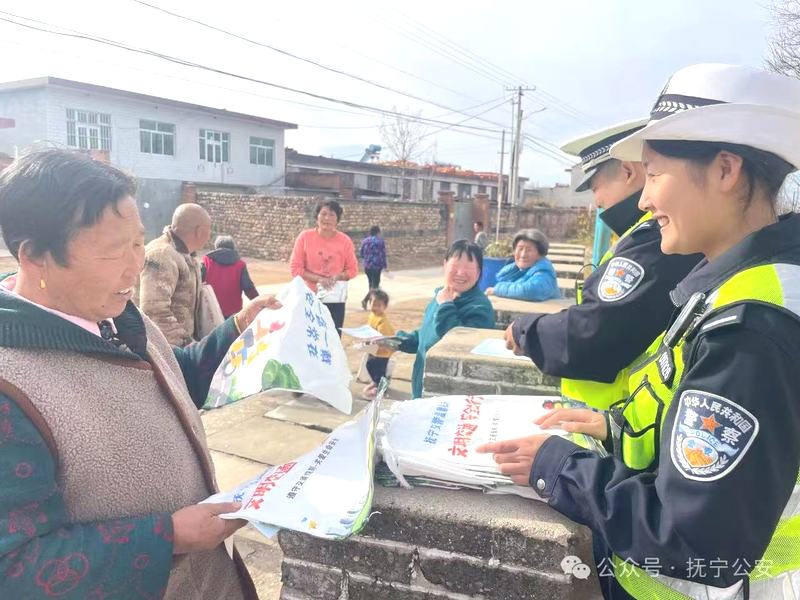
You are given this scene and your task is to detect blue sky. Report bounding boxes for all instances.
[0,0,774,186]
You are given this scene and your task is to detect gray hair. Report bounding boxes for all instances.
[512,228,549,256]
[214,235,236,250]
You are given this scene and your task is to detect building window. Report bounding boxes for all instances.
[199,129,230,163]
[490,186,498,202]
[457,183,472,198]
[439,181,451,191]
[249,136,274,166]
[140,120,175,156]
[66,109,111,151]
[367,175,382,192]
[478,184,487,194]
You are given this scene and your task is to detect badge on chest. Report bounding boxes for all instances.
[670,389,759,482]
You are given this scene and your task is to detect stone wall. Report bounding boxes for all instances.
[491,205,588,243]
[196,192,449,269]
[278,486,600,600]
[195,191,588,268]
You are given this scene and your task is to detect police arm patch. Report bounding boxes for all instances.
[597,257,645,302]
[670,390,759,482]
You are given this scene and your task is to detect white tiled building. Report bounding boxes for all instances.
[0,77,297,237]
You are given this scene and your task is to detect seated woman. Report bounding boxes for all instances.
[395,240,495,399]
[486,229,561,301]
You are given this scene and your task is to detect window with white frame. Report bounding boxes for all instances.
[249,136,275,166]
[66,109,111,151]
[140,120,175,156]
[199,129,230,163]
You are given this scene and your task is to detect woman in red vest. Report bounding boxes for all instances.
[201,235,259,318]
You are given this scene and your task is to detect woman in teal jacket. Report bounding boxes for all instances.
[396,240,495,398]
[486,228,561,301]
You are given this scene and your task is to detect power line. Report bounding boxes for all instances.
[369,8,595,126]
[126,3,586,153]
[419,99,510,140]
[376,18,510,88]
[389,10,528,85]
[129,0,512,127]
[522,138,574,166]
[0,11,505,136]
[298,95,508,129]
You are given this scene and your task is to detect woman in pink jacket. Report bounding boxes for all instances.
[290,200,358,334]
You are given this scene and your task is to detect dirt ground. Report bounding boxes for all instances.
[0,254,433,332]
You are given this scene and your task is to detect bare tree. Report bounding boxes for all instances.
[778,172,800,213]
[766,0,800,77]
[380,108,429,200]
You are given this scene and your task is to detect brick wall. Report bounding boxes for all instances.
[196,192,450,269]
[195,192,588,268]
[491,205,588,243]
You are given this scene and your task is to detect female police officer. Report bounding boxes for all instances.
[480,64,800,599]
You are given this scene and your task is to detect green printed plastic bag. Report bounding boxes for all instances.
[203,386,384,540]
[204,277,353,413]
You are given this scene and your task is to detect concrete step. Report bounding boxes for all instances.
[491,296,572,331]
[423,326,560,396]
[278,485,600,600]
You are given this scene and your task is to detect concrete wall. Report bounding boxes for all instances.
[0,85,288,187]
[0,88,47,156]
[279,485,600,599]
[135,178,184,241]
[195,192,450,269]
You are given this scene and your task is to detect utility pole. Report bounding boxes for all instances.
[496,129,506,242]
[506,86,535,206]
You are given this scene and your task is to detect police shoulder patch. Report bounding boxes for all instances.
[670,390,759,482]
[598,257,645,302]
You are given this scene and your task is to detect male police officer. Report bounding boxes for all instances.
[506,120,701,410]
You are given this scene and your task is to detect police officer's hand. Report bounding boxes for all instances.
[504,324,523,355]
[475,434,552,486]
[535,408,607,441]
[234,294,282,332]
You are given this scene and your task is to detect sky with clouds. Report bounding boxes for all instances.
[0,0,777,186]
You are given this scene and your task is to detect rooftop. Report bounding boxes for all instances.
[287,150,526,182]
[0,77,298,130]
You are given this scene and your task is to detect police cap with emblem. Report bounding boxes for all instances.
[560,119,648,193]
[611,63,800,169]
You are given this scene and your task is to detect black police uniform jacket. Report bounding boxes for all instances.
[511,192,701,383]
[530,213,800,599]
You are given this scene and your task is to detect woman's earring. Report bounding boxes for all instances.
[39,278,46,290]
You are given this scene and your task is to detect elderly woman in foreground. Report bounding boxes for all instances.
[0,149,280,599]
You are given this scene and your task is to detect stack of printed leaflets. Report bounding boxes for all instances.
[376,394,601,500]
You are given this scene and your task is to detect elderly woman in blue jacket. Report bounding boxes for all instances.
[486,229,561,301]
